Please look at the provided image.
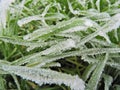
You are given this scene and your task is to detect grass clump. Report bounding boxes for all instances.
[0,0,120,90]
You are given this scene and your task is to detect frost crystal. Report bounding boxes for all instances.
[62,26,86,33]
[2,65,85,90]
[17,15,41,27]
[41,39,76,55]
[84,20,94,27]
[67,39,76,47]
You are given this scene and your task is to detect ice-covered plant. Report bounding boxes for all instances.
[0,0,120,90]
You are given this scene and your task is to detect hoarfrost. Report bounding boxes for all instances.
[2,65,85,90]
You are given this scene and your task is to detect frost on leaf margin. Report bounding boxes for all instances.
[2,65,85,90]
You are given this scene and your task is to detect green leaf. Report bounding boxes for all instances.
[82,64,96,81]
[113,85,120,90]
[17,13,65,27]
[103,74,113,90]
[2,65,85,90]
[78,13,120,46]
[86,53,109,90]
[11,48,120,66]
[0,75,6,90]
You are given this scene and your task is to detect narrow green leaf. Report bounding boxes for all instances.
[0,75,6,90]
[86,53,109,90]
[17,13,65,27]
[82,64,96,81]
[40,39,76,55]
[78,13,120,46]
[113,85,120,90]
[0,36,62,51]
[11,48,120,66]
[96,0,100,12]
[23,17,97,41]
[12,74,21,90]
[103,74,113,90]
[2,65,85,90]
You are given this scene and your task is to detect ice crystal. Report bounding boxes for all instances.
[2,65,85,90]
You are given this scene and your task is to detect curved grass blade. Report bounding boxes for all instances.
[86,53,109,90]
[2,65,85,90]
